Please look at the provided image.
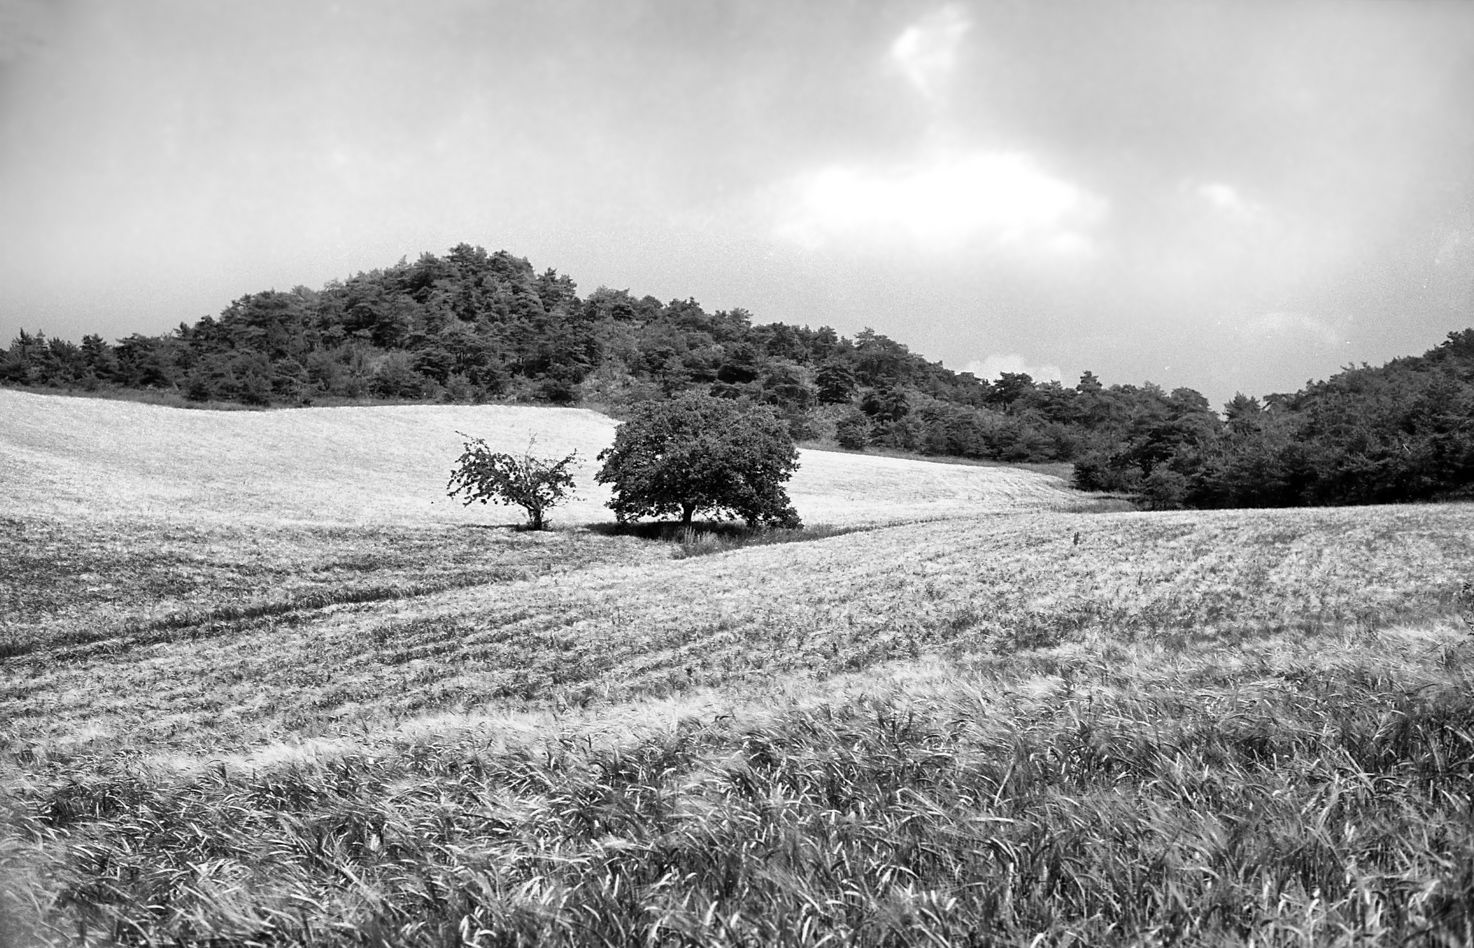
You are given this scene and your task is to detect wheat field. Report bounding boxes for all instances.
[3,390,1474,946]
[0,390,1073,527]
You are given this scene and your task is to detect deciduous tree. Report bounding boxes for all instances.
[448,435,578,530]
[596,393,801,527]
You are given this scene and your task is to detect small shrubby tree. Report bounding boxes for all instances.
[447,434,577,530]
[835,410,870,451]
[596,392,802,528]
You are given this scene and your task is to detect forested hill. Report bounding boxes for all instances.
[0,243,1201,463]
[1077,328,1474,508]
[3,243,1472,508]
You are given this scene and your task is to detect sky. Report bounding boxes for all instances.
[1,0,1472,407]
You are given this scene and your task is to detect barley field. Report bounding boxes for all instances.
[3,391,1474,946]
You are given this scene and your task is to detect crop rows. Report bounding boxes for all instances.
[5,486,1474,943]
[5,504,1469,752]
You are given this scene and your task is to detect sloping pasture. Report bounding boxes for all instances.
[4,502,1472,754]
[5,390,1474,945]
[0,390,1075,527]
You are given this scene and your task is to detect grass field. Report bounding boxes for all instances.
[0,390,1073,527]
[4,390,1474,945]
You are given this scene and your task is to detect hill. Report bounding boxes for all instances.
[1078,328,1474,508]
[4,389,1474,943]
[4,243,1472,509]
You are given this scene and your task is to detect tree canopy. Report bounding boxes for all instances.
[4,242,1473,510]
[1073,329,1474,508]
[595,393,801,528]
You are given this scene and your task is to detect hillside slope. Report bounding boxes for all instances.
[7,501,1472,752]
[5,480,1474,944]
[12,389,1474,944]
[0,390,1076,526]
[6,244,1472,510]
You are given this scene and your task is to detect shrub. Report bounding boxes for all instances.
[836,411,870,451]
[447,435,578,530]
[1140,466,1188,510]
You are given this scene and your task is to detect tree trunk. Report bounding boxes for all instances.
[681,503,694,525]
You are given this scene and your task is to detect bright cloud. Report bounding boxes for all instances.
[1194,181,1262,220]
[773,149,1106,257]
[963,354,1064,384]
[771,5,1104,261]
[890,5,972,101]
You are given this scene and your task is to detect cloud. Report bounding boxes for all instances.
[1193,181,1262,221]
[773,149,1106,258]
[769,6,1104,263]
[963,354,1063,384]
[1242,311,1340,348]
[889,5,972,102]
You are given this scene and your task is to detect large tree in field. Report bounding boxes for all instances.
[596,392,802,527]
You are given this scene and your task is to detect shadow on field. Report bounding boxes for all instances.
[586,520,758,541]
[584,519,871,558]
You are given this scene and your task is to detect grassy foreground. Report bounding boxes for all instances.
[4,503,1474,945]
[3,393,1474,945]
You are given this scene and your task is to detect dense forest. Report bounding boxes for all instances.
[4,243,1472,508]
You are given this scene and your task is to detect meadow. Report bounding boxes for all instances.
[3,389,1474,946]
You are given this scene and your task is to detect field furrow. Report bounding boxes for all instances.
[6,393,1474,946]
[5,504,1471,756]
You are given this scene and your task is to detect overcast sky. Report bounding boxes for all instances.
[2,0,1471,406]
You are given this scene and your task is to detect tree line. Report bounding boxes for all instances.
[1075,330,1474,508]
[3,243,1472,508]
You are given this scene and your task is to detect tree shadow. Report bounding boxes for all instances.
[582,520,753,543]
[457,523,537,533]
[582,519,868,559]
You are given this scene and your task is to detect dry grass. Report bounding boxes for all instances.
[0,513,665,659]
[1,391,618,526]
[0,390,1075,527]
[5,503,1470,754]
[4,391,1474,945]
